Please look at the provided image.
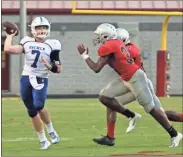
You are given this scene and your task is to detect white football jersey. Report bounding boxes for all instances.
[20,36,61,78]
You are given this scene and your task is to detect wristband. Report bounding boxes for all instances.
[50,64,58,73]
[81,51,89,60]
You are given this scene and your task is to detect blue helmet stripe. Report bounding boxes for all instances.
[40,17,43,23]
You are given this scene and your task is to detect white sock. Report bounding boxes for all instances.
[37,130,47,142]
[46,122,54,133]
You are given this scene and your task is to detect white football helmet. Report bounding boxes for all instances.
[93,23,117,46]
[116,28,130,44]
[30,17,51,39]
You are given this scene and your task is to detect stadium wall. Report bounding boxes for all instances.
[2,15,182,96]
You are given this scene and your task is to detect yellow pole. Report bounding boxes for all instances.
[72,9,183,16]
[72,1,76,10]
[161,16,170,50]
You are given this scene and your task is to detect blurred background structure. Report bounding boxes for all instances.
[1,0,183,97]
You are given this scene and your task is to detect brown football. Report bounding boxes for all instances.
[2,21,19,36]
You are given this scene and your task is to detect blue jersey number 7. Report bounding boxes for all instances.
[31,50,41,68]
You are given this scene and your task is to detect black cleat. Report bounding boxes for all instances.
[93,135,115,146]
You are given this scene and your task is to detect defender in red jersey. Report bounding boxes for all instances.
[93,28,161,145]
[77,24,182,147]
[98,28,164,144]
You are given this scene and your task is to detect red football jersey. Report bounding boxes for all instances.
[125,42,145,71]
[98,39,140,81]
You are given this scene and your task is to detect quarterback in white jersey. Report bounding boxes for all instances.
[20,36,61,78]
[4,17,61,150]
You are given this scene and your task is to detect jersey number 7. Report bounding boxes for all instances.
[31,50,40,68]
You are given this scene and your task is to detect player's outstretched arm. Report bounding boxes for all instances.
[4,32,23,55]
[77,44,109,73]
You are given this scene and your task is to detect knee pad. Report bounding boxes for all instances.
[27,108,38,117]
[145,103,165,113]
[99,95,109,104]
[143,103,155,113]
[99,95,114,106]
[146,102,164,113]
[136,91,155,113]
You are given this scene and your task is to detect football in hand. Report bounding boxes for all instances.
[2,21,19,36]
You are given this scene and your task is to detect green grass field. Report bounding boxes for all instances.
[2,97,183,156]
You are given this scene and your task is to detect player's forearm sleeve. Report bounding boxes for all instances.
[50,50,61,64]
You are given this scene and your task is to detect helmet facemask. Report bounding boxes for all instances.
[92,33,100,47]
[93,33,109,46]
[93,24,116,47]
[31,25,50,39]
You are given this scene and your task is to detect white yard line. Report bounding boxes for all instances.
[2,137,73,142]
